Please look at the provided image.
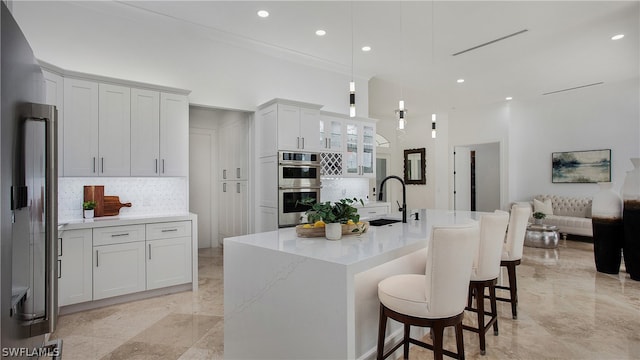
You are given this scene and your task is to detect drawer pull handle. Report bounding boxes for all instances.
[368,211,376,214]
[57,260,61,279]
[149,244,152,260]
[161,229,178,233]
[111,233,130,237]
[96,250,99,267]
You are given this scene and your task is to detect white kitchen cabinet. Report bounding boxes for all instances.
[277,104,323,152]
[93,241,146,300]
[98,84,131,176]
[131,91,189,177]
[58,229,92,306]
[130,89,161,176]
[219,181,248,240]
[344,120,376,178]
[319,114,344,152]
[146,221,192,290]
[357,203,391,219]
[160,93,189,176]
[63,80,131,176]
[42,70,64,175]
[93,225,146,300]
[219,118,249,181]
[63,78,99,176]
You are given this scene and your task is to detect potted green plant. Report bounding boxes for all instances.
[532,211,546,225]
[299,197,364,240]
[83,200,96,219]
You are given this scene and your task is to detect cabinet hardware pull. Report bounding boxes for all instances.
[57,260,61,279]
[149,244,151,260]
[368,211,376,214]
[101,157,104,173]
[93,157,96,173]
[223,169,227,179]
[161,229,178,232]
[58,238,62,257]
[162,159,165,174]
[328,138,331,148]
[223,183,226,192]
[96,250,99,267]
[155,159,158,174]
[236,183,240,193]
[111,233,129,237]
[301,137,305,149]
[236,167,240,179]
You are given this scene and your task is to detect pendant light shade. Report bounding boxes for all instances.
[349,81,356,117]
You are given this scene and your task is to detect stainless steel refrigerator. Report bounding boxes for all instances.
[1,3,60,357]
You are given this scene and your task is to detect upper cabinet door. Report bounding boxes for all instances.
[98,84,131,176]
[63,78,99,176]
[160,93,189,176]
[42,70,64,176]
[320,115,344,152]
[298,108,322,152]
[131,89,160,176]
[277,104,301,151]
[360,122,375,176]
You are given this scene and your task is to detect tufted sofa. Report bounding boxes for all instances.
[521,195,593,237]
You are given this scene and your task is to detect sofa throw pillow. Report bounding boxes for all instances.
[534,198,554,215]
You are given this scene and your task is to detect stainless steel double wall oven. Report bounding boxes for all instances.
[278,151,320,227]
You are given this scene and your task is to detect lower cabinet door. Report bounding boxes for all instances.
[59,229,93,306]
[93,241,146,300]
[146,237,192,290]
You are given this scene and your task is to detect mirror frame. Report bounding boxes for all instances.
[404,148,426,185]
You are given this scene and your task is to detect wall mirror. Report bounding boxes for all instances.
[404,148,426,185]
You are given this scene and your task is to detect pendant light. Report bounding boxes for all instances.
[431,113,437,138]
[349,2,356,118]
[395,2,407,129]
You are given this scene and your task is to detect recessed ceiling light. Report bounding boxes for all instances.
[361,46,371,52]
[257,10,269,18]
[315,29,326,36]
[457,79,465,83]
[506,97,513,101]
[611,34,624,40]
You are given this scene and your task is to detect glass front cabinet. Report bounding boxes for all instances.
[344,120,375,178]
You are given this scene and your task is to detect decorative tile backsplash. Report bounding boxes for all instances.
[59,177,188,222]
[320,177,370,203]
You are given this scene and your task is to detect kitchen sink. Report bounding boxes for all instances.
[368,218,402,226]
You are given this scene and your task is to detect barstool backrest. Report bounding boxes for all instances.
[424,222,480,318]
[504,205,532,261]
[473,210,510,281]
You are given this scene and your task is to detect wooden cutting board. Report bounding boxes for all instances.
[295,222,369,238]
[103,196,132,216]
[83,185,104,217]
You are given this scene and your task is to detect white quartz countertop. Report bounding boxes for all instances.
[224,209,481,272]
[59,213,196,231]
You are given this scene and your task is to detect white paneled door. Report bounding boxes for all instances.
[189,128,217,248]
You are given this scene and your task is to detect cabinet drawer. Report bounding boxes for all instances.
[146,221,191,240]
[359,206,389,217]
[93,225,145,246]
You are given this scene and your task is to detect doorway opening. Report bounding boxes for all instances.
[454,142,500,212]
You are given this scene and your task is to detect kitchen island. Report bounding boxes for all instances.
[223,209,481,360]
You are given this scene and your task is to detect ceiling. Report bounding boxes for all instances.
[15,1,640,120]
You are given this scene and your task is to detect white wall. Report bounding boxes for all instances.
[11,1,369,115]
[449,78,639,205]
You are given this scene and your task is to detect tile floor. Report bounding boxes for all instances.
[51,239,640,359]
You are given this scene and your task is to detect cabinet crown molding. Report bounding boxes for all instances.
[39,59,191,96]
[257,98,323,111]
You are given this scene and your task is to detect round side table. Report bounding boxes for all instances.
[524,224,559,249]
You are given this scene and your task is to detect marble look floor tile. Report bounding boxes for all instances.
[52,335,123,360]
[100,341,188,360]
[130,314,220,349]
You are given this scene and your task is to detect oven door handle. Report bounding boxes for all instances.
[278,186,322,190]
[278,162,321,168]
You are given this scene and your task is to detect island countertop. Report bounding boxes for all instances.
[224,209,482,360]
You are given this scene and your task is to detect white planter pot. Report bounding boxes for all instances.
[83,209,94,219]
[325,223,342,240]
[592,182,622,219]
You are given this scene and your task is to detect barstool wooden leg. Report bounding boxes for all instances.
[507,263,518,319]
[475,283,487,355]
[377,304,388,360]
[455,322,465,360]
[403,324,411,359]
[432,323,445,360]
[489,282,499,336]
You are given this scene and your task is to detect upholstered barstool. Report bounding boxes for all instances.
[496,205,531,319]
[376,223,480,360]
[463,211,510,355]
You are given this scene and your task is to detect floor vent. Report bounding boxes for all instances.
[542,82,604,96]
[452,29,528,56]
